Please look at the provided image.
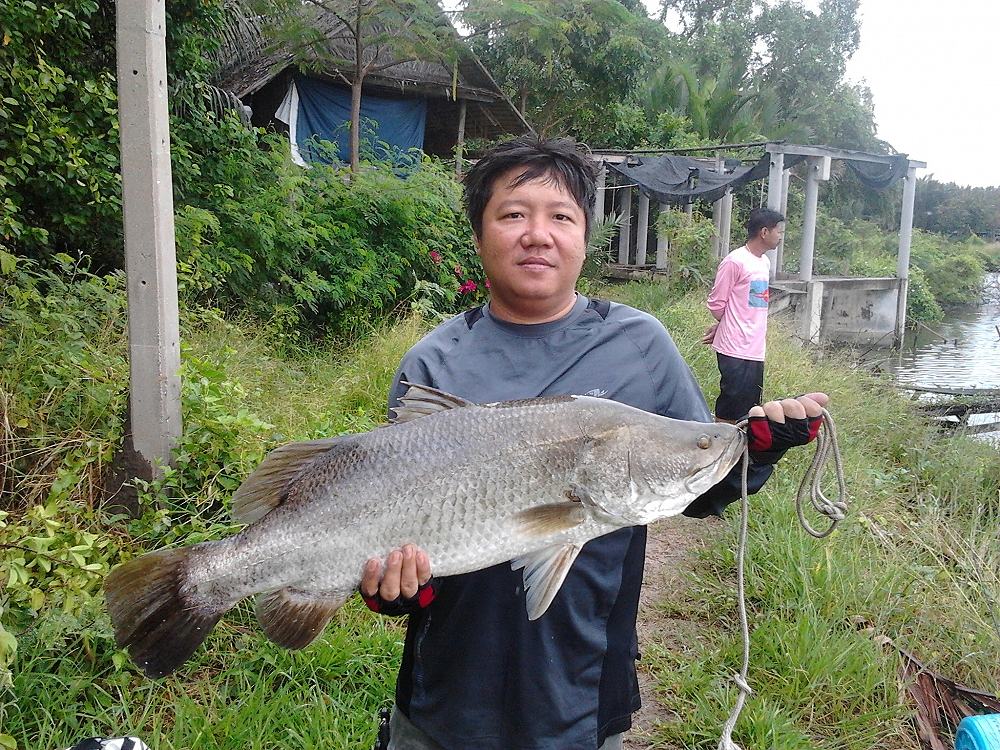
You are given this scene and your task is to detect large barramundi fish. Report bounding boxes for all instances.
[105,384,745,677]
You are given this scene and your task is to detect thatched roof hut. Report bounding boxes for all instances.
[213,2,531,162]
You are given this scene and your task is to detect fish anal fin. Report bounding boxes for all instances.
[231,436,351,524]
[511,543,585,620]
[390,383,474,423]
[513,502,587,536]
[255,587,349,649]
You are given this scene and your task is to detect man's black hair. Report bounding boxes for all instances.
[746,207,785,239]
[463,135,599,241]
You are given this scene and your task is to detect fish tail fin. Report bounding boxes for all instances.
[104,548,227,678]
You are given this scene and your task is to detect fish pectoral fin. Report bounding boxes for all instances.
[390,383,475,423]
[255,587,350,649]
[231,436,356,524]
[511,543,585,620]
[512,502,587,536]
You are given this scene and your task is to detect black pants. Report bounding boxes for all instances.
[715,352,764,421]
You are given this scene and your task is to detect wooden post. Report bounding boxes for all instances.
[116,0,182,485]
[656,203,669,270]
[636,193,650,266]
[895,163,919,345]
[455,99,467,176]
[617,185,632,265]
[595,164,607,223]
[765,150,784,279]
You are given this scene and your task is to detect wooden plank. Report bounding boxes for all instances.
[900,384,1000,397]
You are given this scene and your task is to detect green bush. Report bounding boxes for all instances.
[171,113,485,333]
[0,0,226,270]
[655,208,717,288]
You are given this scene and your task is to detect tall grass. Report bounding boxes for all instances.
[609,283,1000,750]
[3,280,998,749]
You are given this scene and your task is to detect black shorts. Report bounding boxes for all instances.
[715,352,764,421]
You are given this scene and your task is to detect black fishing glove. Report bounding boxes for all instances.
[361,577,440,617]
[746,414,822,465]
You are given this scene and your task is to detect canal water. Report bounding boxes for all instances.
[862,272,1000,445]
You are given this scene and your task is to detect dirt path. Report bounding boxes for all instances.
[624,515,725,749]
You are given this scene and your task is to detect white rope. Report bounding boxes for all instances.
[717,408,847,750]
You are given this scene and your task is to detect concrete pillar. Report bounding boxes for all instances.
[720,189,734,257]
[775,169,790,275]
[595,164,607,223]
[799,280,824,344]
[712,153,724,258]
[636,193,650,266]
[656,203,669,269]
[798,156,831,282]
[117,0,182,480]
[684,201,693,217]
[765,151,784,278]
[617,185,632,265]
[895,164,918,344]
[455,99,467,176]
[712,198,723,258]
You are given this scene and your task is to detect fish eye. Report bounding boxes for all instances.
[697,435,712,450]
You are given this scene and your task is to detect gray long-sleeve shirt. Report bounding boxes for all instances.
[386,294,768,749]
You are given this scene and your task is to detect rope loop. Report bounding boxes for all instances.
[717,407,848,749]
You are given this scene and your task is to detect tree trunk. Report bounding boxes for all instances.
[349,78,363,173]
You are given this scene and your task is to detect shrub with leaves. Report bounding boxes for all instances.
[655,207,718,287]
[171,114,485,332]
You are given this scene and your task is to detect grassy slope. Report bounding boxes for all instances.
[6,283,999,749]
[608,285,1000,749]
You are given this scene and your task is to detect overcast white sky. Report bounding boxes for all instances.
[845,0,999,187]
[646,0,1000,187]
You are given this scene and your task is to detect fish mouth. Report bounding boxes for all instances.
[684,431,746,494]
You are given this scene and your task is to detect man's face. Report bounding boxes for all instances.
[475,168,587,318]
[760,222,785,251]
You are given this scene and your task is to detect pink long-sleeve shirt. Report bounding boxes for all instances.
[707,245,770,361]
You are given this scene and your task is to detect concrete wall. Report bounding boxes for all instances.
[771,276,903,346]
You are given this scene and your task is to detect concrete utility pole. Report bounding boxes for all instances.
[116,0,182,484]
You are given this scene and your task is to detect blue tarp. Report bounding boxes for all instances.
[293,76,427,163]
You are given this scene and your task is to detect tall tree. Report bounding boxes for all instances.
[463,0,666,145]
[264,0,459,172]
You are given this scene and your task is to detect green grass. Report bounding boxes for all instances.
[4,283,999,750]
[607,283,1000,749]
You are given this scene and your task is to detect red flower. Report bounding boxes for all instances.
[485,278,491,289]
[454,264,464,276]
[429,250,442,264]
[458,279,477,294]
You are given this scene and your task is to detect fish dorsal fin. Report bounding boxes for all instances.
[511,543,585,620]
[231,436,349,524]
[390,382,475,423]
[255,587,350,649]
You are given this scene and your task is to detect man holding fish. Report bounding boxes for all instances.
[361,137,828,749]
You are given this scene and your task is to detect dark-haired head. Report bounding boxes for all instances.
[463,136,599,242]
[746,207,785,240]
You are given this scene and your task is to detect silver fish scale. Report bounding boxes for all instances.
[184,396,723,609]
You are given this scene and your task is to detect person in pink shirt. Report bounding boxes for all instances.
[703,208,785,422]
